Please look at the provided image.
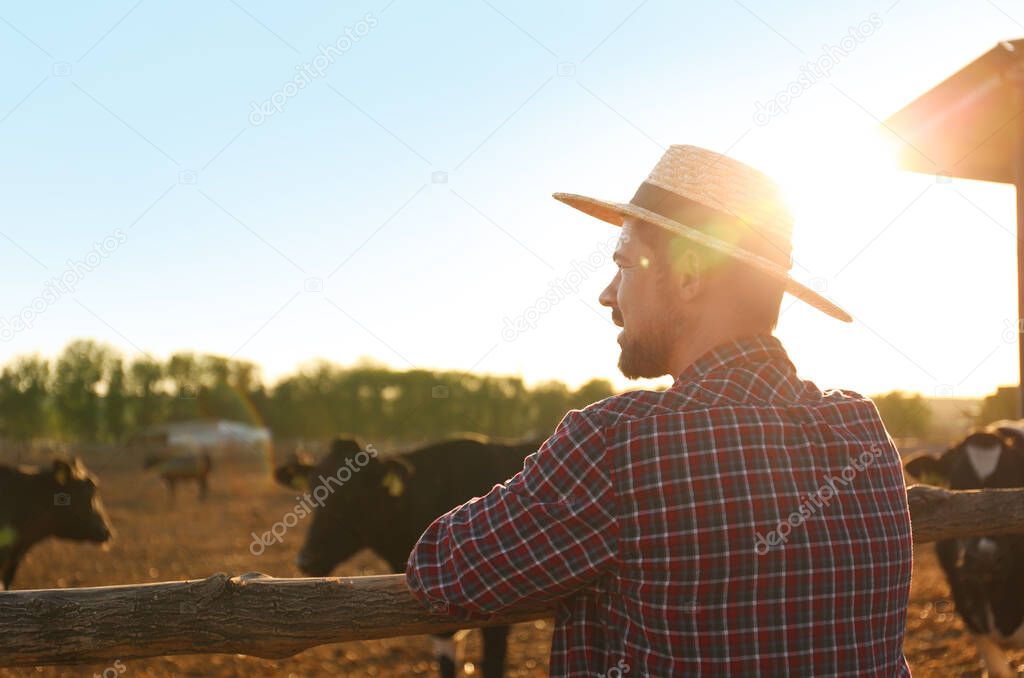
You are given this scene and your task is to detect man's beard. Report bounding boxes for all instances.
[618,310,685,380]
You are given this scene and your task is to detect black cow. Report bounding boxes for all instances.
[904,421,1024,678]
[0,457,114,590]
[143,452,212,504]
[274,435,539,678]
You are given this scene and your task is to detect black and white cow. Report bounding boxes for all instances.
[0,458,114,590]
[273,435,539,678]
[904,420,1024,678]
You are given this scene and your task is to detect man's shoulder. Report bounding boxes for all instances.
[573,386,693,430]
[821,386,871,401]
[816,387,887,421]
[573,382,884,430]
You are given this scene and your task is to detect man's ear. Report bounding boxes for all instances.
[380,459,410,498]
[53,459,73,486]
[675,248,703,302]
[274,463,313,492]
[903,451,951,485]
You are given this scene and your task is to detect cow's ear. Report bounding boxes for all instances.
[52,459,73,486]
[996,426,1024,453]
[903,452,949,485]
[380,459,409,498]
[274,464,312,492]
[330,438,363,458]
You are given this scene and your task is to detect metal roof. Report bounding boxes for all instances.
[883,39,1024,183]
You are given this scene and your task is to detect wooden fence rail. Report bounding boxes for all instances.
[2,485,1024,668]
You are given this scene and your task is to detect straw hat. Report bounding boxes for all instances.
[553,145,851,322]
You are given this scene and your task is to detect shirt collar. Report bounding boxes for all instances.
[673,332,794,385]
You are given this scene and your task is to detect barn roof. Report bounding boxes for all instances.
[883,39,1024,184]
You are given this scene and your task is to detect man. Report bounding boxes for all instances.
[406,145,913,676]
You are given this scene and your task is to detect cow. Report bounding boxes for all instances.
[0,457,114,590]
[273,434,540,678]
[143,452,212,504]
[904,420,1024,678]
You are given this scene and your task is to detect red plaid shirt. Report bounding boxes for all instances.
[406,333,913,676]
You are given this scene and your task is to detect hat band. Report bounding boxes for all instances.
[628,181,793,270]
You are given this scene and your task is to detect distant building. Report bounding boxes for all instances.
[130,420,271,458]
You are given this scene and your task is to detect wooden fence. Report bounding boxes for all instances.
[2,485,1024,668]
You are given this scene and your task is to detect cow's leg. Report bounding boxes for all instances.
[974,634,1012,678]
[198,475,208,501]
[480,625,509,678]
[1,548,25,590]
[431,632,457,678]
[1,560,16,590]
[165,479,176,506]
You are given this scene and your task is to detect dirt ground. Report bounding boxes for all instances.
[1,456,1022,677]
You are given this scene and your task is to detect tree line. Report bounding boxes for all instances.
[3,339,1017,446]
[868,387,1021,442]
[0,339,615,444]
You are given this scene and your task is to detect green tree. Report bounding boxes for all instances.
[104,358,128,441]
[128,356,166,431]
[0,356,52,440]
[529,381,571,434]
[571,379,615,410]
[873,390,933,438]
[52,340,113,441]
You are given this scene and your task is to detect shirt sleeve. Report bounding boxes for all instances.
[404,409,619,620]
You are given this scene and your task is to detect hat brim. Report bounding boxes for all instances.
[553,192,852,323]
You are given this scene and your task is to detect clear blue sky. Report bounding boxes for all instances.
[0,0,1020,398]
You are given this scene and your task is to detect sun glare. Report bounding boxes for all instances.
[770,129,902,223]
[750,126,909,289]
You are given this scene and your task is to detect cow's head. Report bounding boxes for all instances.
[904,429,1024,489]
[47,458,114,543]
[273,452,315,492]
[273,438,409,576]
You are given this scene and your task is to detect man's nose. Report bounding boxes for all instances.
[599,272,619,308]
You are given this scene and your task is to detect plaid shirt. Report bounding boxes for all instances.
[406,333,913,676]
